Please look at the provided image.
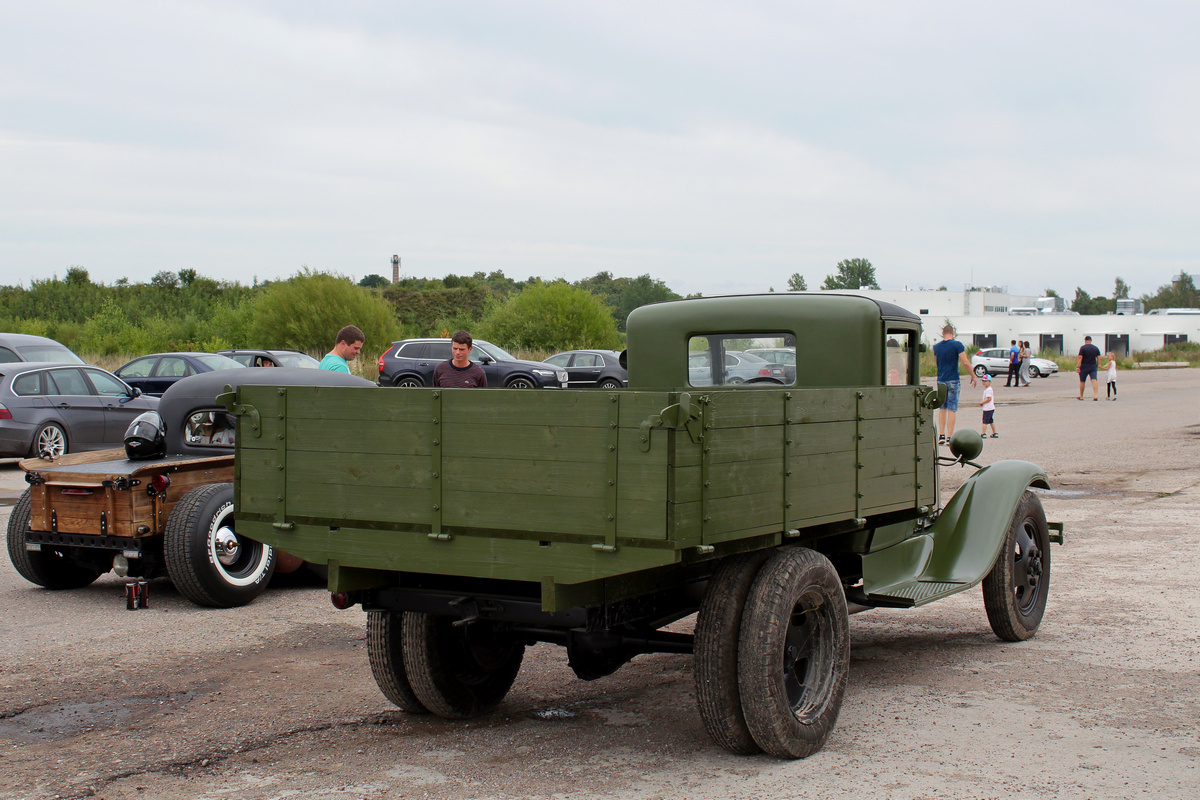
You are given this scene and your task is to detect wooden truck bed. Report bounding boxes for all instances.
[21,451,234,539]
[233,384,936,603]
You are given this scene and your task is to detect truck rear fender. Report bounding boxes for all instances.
[860,460,1053,606]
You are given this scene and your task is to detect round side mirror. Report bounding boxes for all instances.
[948,429,984,462]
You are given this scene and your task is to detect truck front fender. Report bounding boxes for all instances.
[861,460,1053,607]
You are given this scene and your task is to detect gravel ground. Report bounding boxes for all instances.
[1,368,1197,800]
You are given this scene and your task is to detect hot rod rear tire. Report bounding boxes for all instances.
[982,490,1050,641]
[366,610,429,714]
[737,547,850,759]
[6,489,103,590]
[401,612,524,719]
[164,483,275,608]
[694,551,770,755]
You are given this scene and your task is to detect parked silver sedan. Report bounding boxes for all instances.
[971,347,1060,378]
[0,362,159,458]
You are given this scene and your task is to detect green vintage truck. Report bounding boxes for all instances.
[226,293,1061,758]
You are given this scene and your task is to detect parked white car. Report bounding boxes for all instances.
[971,347,1060,378]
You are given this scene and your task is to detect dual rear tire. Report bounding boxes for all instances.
[368,610,525,719]
[695,547,850,759]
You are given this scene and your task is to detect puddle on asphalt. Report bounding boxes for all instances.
[0,691,197,743]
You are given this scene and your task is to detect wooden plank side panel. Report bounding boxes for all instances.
[281,477,431,526]
[704,490,789,536]
[441,389,612,427]
[283,386,430,424]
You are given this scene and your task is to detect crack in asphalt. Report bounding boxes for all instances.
[50,712,396,800]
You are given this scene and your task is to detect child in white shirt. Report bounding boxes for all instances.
[1103,352,1118,400]
[980,374,997,437]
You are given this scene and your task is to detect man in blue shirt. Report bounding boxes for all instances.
[319,325,364,373]
[932,325,977,445]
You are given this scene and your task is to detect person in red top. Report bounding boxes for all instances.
[433,330,488,388]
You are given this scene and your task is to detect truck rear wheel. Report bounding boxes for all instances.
[366,610,429,714]
[982,490,1050,641]
[164,483,275,608]
[6,489,104,589]
[737,547,850,759]
[401,612,524,718]
[694,551,770,755]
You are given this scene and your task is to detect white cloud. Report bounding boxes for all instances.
[1,1,1198,299]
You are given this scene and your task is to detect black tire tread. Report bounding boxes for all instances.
[401,613,524,719]
[366,611,429,714]
[164,483,273,608]
[694,551,770,755]
[982,490,1050,641]
[738,547,850,759]
[6,489,102,589]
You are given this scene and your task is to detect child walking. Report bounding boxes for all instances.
[1104,352,1118,400]
[980,374,998,437]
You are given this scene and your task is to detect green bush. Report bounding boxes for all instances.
[247,269,401,357]
[479,281,621,351]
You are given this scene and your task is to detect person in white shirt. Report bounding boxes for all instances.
[980,374,998,438]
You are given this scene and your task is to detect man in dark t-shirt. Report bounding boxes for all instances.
[1076,335,1102,401]
[433,330,488,388]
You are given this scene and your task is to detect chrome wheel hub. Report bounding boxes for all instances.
[214,527,241,565]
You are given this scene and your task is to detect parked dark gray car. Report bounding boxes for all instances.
[0,362,159,458]
[115,352,246,396]
[378,338,567,389]
[0,333,84,365]
[543,350,628,388]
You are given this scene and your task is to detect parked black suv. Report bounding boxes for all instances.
[378,338,567,389]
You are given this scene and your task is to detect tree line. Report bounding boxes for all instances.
[4,260,1193,359]
[0,267,682,357]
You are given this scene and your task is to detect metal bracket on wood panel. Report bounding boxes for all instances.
[638,392,703,452]
[602,392,620,552]
[854,391,864,519]
[217,385,261,438]
[430,391,443,535]
[783,392,793,530]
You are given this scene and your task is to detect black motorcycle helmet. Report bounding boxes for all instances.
[124,411,166,460]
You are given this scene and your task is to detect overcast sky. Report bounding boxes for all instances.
[3,1,1197,299]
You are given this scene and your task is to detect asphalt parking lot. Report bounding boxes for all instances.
[2,369,1198,800]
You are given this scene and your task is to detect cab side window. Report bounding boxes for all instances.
[687,333,795,387]
[0,347,19,364]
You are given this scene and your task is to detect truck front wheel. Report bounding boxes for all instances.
[982,490,1050,641]
[366,610,429,714]
[401,612,524,718]
[694,551,770,755]
[737,547,850,759]
[6,489,104,589]
[164,483,275,608]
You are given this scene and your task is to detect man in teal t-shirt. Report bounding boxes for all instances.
[319,325,364,373]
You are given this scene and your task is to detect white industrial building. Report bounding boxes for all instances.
[825,288,1200,357]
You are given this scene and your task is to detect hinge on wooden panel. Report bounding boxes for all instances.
[217,385,262,438]
[25,472,45,486]
[50,510,57,532]
[639,392,703,451]
[100,511,107,536]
